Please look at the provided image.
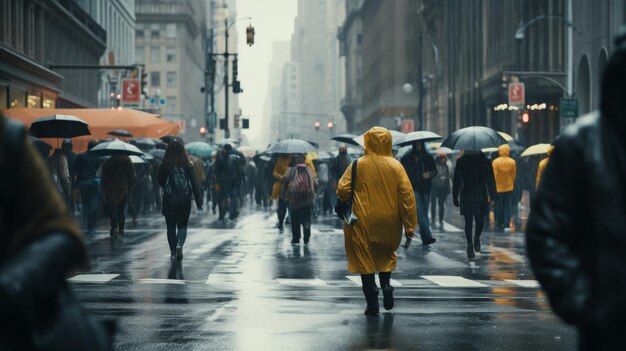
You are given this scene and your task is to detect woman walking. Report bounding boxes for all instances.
[431,152,451,230]
[338,127,417,316]
[101,154,136,238]
[158,141,203,260]
[282,154,317,244]
[452,151,497,259]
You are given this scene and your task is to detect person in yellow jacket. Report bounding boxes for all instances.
[492,144,517,231]
[535,145,555,190]
[337,127,417,316]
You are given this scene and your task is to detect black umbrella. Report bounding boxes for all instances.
[107,129,133,138]
[89,139,145,156]
[331,133,360,146]
[129,137,156,151]
[161,135,184,144]
[267,139,316,154]
[29,114,90,139]
[441,126,508,152]
[395,131,442,146]
[149,149,166,160]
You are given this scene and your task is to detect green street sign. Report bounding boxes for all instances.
[560,97,579,119]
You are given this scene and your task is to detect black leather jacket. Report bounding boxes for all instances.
[526,112,626,334]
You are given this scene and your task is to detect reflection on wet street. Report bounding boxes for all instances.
[69,204,576,350]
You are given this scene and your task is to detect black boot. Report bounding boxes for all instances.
[473,234,481,253]
[303,228,311,244]
[363,287,379,316]
[465,231,475,259]
[382,286,394,310]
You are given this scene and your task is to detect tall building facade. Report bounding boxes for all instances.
[0,0,106,109]
[75,0,136,108]
[135,0,206,139]
[264,41,291,145]
[337,0,364,133]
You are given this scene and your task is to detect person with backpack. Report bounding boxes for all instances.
[158,141,203,260]
[431,152,451,230]
[282,154,318,244]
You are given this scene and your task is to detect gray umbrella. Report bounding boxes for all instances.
[29,114,90,139]
[267,139,316,154]
[89,139,145,156]
[395,131,442,146]
[354,130,406,147]
[331,133,360,146]
[441,126,508,151]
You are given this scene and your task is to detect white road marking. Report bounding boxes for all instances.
[68,274,120,283]
[505,279,540,288]
[346,276,403,287]
[442,221,463,233]
[421,275,488,288]
[277,278,327,286]
[139,278,186,284]
[206,273,253,284]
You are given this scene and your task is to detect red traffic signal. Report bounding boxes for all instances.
[314,121,320,130]
[521,112,530,123]
[199,127,208,135]
[327,122,334,129]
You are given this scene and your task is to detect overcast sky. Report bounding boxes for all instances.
[235,0,297,148]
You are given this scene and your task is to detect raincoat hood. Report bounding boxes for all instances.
[364,127,393,157]
[498,144,510,157]
[547,145,555,157]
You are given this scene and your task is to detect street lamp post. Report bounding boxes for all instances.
[410,33,439,131]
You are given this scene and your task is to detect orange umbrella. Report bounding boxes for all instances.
[1,108,179,153]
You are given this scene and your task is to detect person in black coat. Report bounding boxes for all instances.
[158,141,203,260]
[452,151,496,259]
[526,33,626,351]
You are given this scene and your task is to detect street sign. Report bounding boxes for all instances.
[149,97,156,105]
[401,119,415,133]
[560,97,579,119]
[508,82,525,106]
[122,78,140,104]
[159,98,166,106]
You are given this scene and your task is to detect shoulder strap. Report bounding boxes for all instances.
[350,159,358,201]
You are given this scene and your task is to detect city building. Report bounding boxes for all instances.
[263,41,291,144]
[135,0,206,139]
[75,0,136,108]
[337,0,364,133]
[0,0,106,108]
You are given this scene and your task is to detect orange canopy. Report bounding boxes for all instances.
[1,108,179,153]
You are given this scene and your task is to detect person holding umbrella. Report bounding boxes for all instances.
[400,141,437,246]
[101,154,136,238]
[431,152,451,230]
[282,154,317,244]
[73,140,102,235]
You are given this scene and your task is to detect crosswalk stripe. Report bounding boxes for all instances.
[68,274,120,283]
[504,279,540,288]
[421,275,488,288]
[277,278,327,286]
[139,278,186,285]
[346,276,403,287]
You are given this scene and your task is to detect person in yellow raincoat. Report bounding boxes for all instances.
[337,127,417,316]
[492,144,516,231]
[535,145,555,190]
[271,154,316,232]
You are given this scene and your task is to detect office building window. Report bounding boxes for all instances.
[150,46,160,63]
[166,72,177,88]
[136,46,144,64]
[136,24,144,37]
[166,47,176,63]
[166,96,176,114]
[150,72,160,87]
[150,23,160,38]
[166,23,176,38]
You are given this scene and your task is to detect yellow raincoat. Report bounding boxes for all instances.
[492,144,516,193]
[271,155,316,200]
[536,145,555,189]
[337,127,417,274]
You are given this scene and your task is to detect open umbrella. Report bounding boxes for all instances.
[354,130,406,147]
[395,131,442,146]
[331,133,360,146]
[129,155,147,164]
[28,136,52,158]
[108,129,133,138]
[89,139,144,156]
[441,126,508,151]
[237,146,257,159]
[498,131,514,142]
[149,149,166,160]
[161,135,184,144]
[216,138,240,146]
[316,151,333,160]
[186,141,214,159]
[267,139,316,154]
[521,143,552,157]
[29,114,90,139]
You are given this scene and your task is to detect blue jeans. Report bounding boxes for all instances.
[495,191,514,230]
[415,191,433,242]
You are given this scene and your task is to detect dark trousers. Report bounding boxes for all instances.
[291,206,312,242]
[430,193,447,224]
[106,197,127,232]
[218,184,240,219]
[495,191,514,230]
[78,179,99,231]
[165,214,190,252]
[277,199,288,225]
[463,214,484,245]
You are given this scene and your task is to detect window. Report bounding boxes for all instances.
[166,96,176,114]
[166,47,176,63]
[166,23,176,38]
[136,23,144,38]
[150,46,160,63]
[136,46,144,64]
[357,33,362,45]
[150,72,160,87]
[150,23,160,38]
[166,72,177,88]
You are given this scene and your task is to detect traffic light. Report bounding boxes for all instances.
[199,127,208,136]
[327,121,334,129]
[246,25,255,46]
[521,111,530,124]
[234,114,240,128]
[232,80,243,94]
[314,121,320,130]
[232,58,238,79]
[140,69,149,98]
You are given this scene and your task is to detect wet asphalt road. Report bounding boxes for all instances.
[70,201,577,350]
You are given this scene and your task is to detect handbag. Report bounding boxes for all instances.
[334,159,358,225]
